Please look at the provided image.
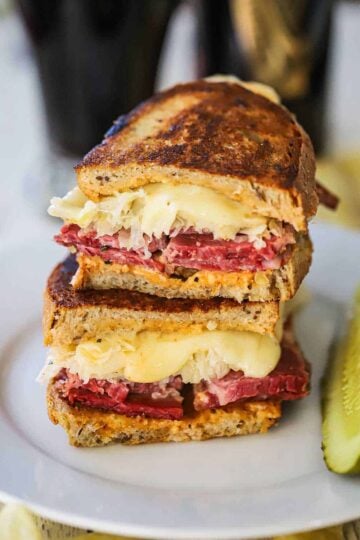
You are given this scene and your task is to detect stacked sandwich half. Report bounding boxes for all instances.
[40,77,333,447]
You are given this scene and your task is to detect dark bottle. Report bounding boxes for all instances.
[196,0,333,153]
[16,0,179,157]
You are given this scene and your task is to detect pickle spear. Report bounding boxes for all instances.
[322,286,360,473]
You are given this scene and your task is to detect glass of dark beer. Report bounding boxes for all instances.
[196,0,333,154]
[16,0,179,195]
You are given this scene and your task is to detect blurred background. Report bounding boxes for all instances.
[1,0,360,246]
[0,1,360,537]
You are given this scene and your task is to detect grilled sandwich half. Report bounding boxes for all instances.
[49,77,319,302]
[40,257,310,447]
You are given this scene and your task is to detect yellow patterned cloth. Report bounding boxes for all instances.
[0,503,349,539]
[1,154,359,540]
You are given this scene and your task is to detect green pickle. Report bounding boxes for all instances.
[322,286,360,473]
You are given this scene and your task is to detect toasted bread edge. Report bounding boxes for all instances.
[47,383,281,447]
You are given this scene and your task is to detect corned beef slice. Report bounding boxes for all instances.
[55,370,184,420]
[55,224,295,272]
[54,225,164,270]
[193,338,310,411]
[164,232,293,271]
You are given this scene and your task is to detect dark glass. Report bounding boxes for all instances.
[196,0,333,153]
[16,0,179,156]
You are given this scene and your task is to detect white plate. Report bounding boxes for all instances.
[0,223,359,539]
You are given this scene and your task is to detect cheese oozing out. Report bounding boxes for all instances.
[48,183,269,250]
[39,328,282,386]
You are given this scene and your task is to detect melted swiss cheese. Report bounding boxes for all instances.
[42,329,281,385]
[48,184,268,248]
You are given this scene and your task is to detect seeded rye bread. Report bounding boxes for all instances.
[44,257,281,346]
[72,232,312,302]
[75,80,317,232]
[47,384,281,447]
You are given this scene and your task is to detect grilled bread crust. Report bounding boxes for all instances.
[47,383,281,447]
[75,80,317,231]
[72,233,312,303]
[43,256,281,346]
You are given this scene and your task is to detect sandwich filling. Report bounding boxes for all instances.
[53,370,184,420]
[40,328,282,385]
[50,184,296,274]
[41,324,310,420]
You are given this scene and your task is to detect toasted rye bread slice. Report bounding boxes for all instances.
[72,233,312,303]
[75,80,317,231]
[44,256,280,346]
[47,383,281,447]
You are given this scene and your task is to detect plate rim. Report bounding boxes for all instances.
[2,488,360,539]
